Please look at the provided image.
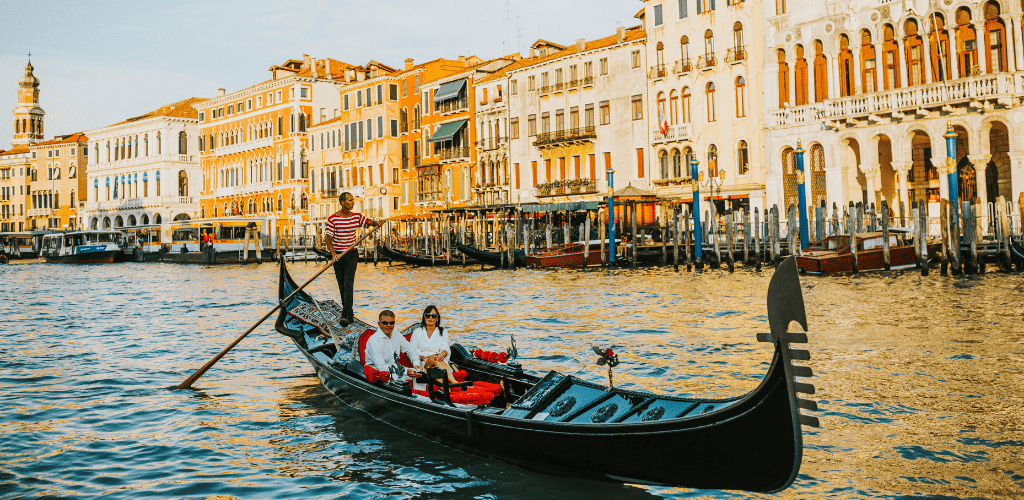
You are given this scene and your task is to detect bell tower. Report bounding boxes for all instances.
[12,59,44,147]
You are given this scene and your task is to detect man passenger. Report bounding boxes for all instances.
[364,310,423,380]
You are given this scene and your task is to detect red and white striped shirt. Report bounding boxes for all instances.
[326,212,370,252]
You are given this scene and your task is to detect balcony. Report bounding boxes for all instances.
[651,124,694,144]
[436,97,469,114]
[535,178,599,198]
[539,85,551,95]
[216,136,272,156]
[567,79,579,89]
[82,196,197,213]
[582,76,594,87]
[673,59,693,75]
[770,73,1016,127]
[320,189,338,199]
[652,177,693,187]
[649,64,667,79]
[725,47,747,64]
[438,147,470,161]
[475,137,508,151]
[533,126,597,148]
[696,54,717,70]
[27,208,54,217]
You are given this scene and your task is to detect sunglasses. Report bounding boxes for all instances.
[379,320,395,326]
[423,313,439,319]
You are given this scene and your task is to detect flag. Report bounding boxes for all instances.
[658,106,668,135]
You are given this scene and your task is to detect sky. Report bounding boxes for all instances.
[0,0,643,150]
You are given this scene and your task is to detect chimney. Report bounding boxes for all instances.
[577,38,586,51]
[405,58,414,70]
[302,54,311,71]
[324,59,332,80]
[529,47,536,58]
[616,26,625,44]
[310,57,318,77]
[217,88,225,97]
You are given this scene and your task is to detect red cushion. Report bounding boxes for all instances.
[409,380,500,405]
[356,329,376,365]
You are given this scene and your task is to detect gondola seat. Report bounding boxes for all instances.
[356,329,376,364]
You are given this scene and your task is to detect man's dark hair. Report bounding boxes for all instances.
[379,309,395,321]
[339,192,352,203]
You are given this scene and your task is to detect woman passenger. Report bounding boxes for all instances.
[410,305,460,384]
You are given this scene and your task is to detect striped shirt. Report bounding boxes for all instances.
[326,212,370,252]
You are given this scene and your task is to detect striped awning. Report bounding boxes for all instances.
[428,119,467,143]
[432,79,466,102]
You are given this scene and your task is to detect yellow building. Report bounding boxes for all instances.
[28,133,88,230]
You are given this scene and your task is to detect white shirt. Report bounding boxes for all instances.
[364,328,420,379]
[410,325,452,364]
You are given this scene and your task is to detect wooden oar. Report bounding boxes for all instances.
[176,225,382,390]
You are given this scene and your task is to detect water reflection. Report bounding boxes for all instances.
[0,261,1022,498]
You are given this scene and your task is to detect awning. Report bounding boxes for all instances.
[428,119,467,143]
[521,201,601,213]
[433,79,467,102]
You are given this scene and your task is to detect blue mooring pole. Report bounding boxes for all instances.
[607,166,616,265]
[943,122,960,259]
[795,140,809,250]
[690,157,702,266]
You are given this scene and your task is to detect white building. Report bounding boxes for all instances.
[764,0,1024,218]
[506,27,649,206]
[642,0,767,217]
[83,97,208,229]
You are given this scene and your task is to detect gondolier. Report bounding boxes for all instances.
[325,191,380,324]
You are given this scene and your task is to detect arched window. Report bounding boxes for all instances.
[956,8,978,76]
[705,82,716,122]
[777,49,790,107]
[794,45,808,105]
[929,15,952,82]
[737,140,749,175]
[671,148,683,178]
[14,119,19,134]
[983,2,1006,73]
[657,91,667,128]
[682,147,695,179]
[814,40,828,101]
[905,20,926,85]
[681,86,692,123]
[703,30,715,66]
[277,195,283,212]
[680,36,690,70]
[655,42,665,76]
[733,22,744,57]
[882,25,900,89]
[861,30,877,93]
[669,89,679,124]
[839,35,855,96]
[177,131,187,155]
[735,77,746,117]
[707,144,719,179]
[659,150,670,179]
[782,147,798,210]
[298,113,306,132]
[178,171,188,197]
[810,144,827,206]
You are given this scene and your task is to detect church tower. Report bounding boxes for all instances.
[12,59,44,147]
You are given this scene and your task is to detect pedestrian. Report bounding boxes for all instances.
[325,192,380,324]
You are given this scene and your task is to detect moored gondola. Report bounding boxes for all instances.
[376,243,473,266]
[274,257,820,492]
[455,243,526,268]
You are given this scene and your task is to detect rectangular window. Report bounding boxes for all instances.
[528,114,537,136]
[631,50,641,68]
[277,90,282,102]
[366,88,372,107]
[654,4,663,26]
[600,58,609,75]
[389,84,399,100]
[569,107,579,129]
[544,159,552,182]
[532,161,538,186]
[555,68,563,84]
[636,148,645,178]
[589,153,596,179]
[402,80,407,97]
[514,163,520,189]
[414,75,420,94]
[555,109,564,131]
[631,95,643,120]
[300,88,308,98]
[257,96,262,107]
[199,112,205,122]
[541,112,550,134]
[377,84,383,103]
[511,79,518,94]
[391,119,399,137]
[599,101,611,125]
[528,75,536,90]
[366,118,373,141]
[392,167,399,184]
[585,104,595,127]
[541,72,549,88]
[510,117,520,139]
[356,90,362,107]
[344,94,350,110]
[227,104,234,115]
[584,61,593,78]
[378,116,384,138]
[679,0,688,18]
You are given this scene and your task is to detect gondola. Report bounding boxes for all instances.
[274,256,820,493]
[455,243,526,268]
[376,243,473,266]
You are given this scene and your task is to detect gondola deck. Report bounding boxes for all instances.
[274,257,819,492]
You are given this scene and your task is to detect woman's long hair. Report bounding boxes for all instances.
[419,304,444,335]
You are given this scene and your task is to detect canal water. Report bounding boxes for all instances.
[1,260,1022,499]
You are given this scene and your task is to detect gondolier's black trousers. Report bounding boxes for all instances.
[332,251,358,317]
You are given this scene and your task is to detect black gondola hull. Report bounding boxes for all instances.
[376,243,471,266]
[454,244,526,268]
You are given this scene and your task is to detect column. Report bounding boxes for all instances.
[947,28,960,80]
[922,34,935,85]
[893,161,911,218]
[896,38,910,89]
[969,154,991,207]
[829,55,841,101]
[933,154,950,200]
[1009,152,1024,206]
[1002,15,1020,72]
[860,165,879,207]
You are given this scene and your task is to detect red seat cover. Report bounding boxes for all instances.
[356,329,376,365]
[399,333,414,367]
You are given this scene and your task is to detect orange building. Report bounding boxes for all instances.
[28,133,88,230]
[196,55,356,232]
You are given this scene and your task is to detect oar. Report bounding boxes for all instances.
[176,224,382,390]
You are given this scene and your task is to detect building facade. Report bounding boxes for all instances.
[28,133,88,230]
[84,97,206,230]
[506,28,650,206]
[764,0,1024,218]
[643,0,767,216]
[196,56,351,231]
[1,60,44,231]
[473,57,523,207]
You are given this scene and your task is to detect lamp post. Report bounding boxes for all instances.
[690,155,702,266]
[943,122,960,259]
[607,165,616,265]
[795,139,809,250]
